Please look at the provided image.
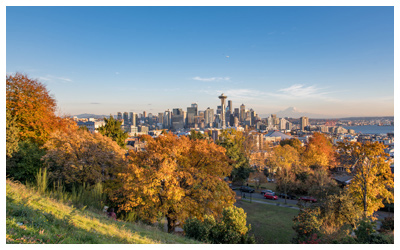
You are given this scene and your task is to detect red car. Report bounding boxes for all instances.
[299,196,317,203]
[264,192,278,200]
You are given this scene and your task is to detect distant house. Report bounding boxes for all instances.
[263,131,293,145]
[332,173,353,187]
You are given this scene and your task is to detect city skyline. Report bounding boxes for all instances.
[6,6,394,117]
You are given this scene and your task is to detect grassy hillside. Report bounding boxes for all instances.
[6,179,199,244]
[235,199,299,244]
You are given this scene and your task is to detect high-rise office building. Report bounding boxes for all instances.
[187,105,198,128]
[129,112,133,124]
[300,116,309,131]
[123,112,129,126]
[240,104,246,122]
[172,108,184,130]
[131,112,137,126]
[204,107,214,127]
[117,112,122,121]
[163,110,171,129]
[143,111,147,118]
[234,108,239,118]
[227,100,233,113]
[158,113,164,125]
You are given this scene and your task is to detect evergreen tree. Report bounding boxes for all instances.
[97,116,128,148]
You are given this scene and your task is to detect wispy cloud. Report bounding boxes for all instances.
[192,76,230,82]
[90,102,101,105]
[276,84,339,101]
[38,75,73,83]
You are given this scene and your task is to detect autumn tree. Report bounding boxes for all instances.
[302,132,337,170]
[280,138,303,153]
[6,73,64,145]
[97,115,128,148]
[338,141,394,219]
[43,126,126,190]
[109,132,235,233]
[217,129,252,184]
[268,145,299,203]
[248,171,268,190]
[6,109,19,158]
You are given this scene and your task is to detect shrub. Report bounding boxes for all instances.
[6,140,46,184]
[183,206,255,244]
[380,217,394,232]
[292,207,322,243]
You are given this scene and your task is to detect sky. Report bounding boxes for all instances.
[6,6,394,118]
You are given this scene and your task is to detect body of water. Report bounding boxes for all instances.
[343,125,394,135]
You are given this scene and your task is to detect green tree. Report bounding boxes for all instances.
[6,141,46,183]
[217,129,252,184]
[184,206,255,244]
[97,116,128,148]
[6,109,19,158]
[188,129,206,140]
[280,138,303,153]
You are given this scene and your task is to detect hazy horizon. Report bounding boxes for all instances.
[6,6,394,117]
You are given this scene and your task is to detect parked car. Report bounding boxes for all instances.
[260,189,273,195]
[240,186,255,193]
[264,192,278,200]
[277,193,297,200]
[299,196,317,203]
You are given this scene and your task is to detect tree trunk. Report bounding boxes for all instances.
[166,215,176,233]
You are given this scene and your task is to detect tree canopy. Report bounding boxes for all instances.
[6,73,64,145]
[302,132,337,170]
[43,126,127,190]
[109,132,235,233]
[338,141,394,219]
[216,129,252,184]
[6,109,19,158]
[97,116,128,148]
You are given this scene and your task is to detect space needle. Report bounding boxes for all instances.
[218,93,227,129]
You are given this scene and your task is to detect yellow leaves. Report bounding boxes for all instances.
[343,141,394,218]
[111,132,235,228]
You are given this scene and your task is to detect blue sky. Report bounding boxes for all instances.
[6,6,394,118]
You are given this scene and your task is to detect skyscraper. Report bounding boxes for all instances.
[163,110,171,129]
[300,116,309,131]
[240,104,246,122]
[117,112,122,121]
[187,104,198,128]
[172,108,184,130]
[123,112,129,125]
[204,107,214,128]
[227,100,233,113]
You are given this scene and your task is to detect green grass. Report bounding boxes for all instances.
[6,179,199,244]
[235,199,299,244]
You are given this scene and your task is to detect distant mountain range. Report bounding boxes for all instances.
[260,107,334,119]
[260,107,393,120]
[72,113,109,119]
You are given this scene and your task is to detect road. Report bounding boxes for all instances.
[234,189,300,206]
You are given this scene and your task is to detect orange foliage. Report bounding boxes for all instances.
[109,132,235,233]
[302,132,337,170]
[6,73,66,145]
